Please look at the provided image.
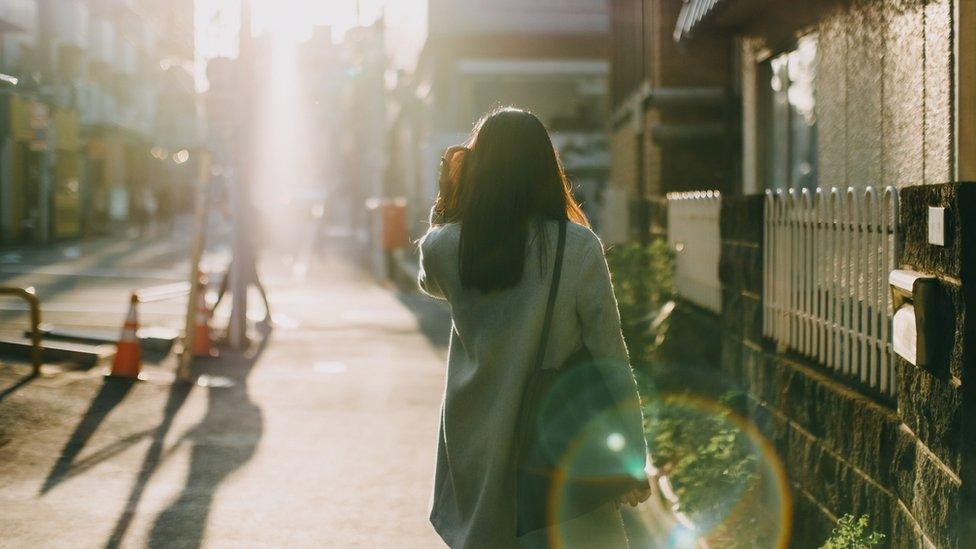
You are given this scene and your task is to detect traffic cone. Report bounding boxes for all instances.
[192,273,217,357]
[110,293,141,378]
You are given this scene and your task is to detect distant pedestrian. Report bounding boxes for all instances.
[419,108,651,548]
[213,197,271,323]
[213,254,271,323]
[132,184,156,239]
[156,184,174,236]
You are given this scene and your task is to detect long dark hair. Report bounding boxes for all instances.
[441,107,589,292]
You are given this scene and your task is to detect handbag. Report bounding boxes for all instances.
[514,220,650,537]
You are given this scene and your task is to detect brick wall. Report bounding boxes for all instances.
[662,185,976,547]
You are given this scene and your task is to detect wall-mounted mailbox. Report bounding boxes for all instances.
[889,269,941,368]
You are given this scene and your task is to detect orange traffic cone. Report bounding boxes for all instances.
[110,293,141,378]
[192,273,217,357]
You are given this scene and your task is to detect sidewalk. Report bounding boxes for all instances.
[0,251,448,547]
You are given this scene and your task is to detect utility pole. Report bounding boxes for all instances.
[227,0,253,349]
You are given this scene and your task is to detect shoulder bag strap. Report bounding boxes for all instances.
[534,220,567,370]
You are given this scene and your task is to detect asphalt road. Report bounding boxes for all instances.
[0,225,451,548]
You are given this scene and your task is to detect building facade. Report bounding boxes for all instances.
[611,0,976,545]
[0,0,198,245]
[608,0,735,242]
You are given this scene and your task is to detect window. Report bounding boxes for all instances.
[762,34,818,191]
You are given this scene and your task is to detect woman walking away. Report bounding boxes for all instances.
[419,108,651,549]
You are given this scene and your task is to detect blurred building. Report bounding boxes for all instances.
[607,0,734,242]
[204,21,380,235]
[299,26,344,194]
[389,0,613,239]
[204,57,236,176]
[0,0,198,245]
[336,20,388,233]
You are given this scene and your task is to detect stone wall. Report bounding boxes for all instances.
[897,183,976,543]
[662,184,976,546]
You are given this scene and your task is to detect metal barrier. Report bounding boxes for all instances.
[763,187,901,398]
[666,191,722,313]
[0,286,42,374]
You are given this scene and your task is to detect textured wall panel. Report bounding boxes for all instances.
[610,123,637,191]
[643,110,663,195]
[882,2,925,188]
[924,0,954,184]
[816,12,849,188]
[845,0,885,187]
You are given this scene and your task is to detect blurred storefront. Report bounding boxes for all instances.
[1,91,47,243]
[84,135,110,235]
[53,107,82,239]
[0,0,199,244]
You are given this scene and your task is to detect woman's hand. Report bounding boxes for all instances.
[616,485,652,508]
[432,146,468,224]
[438,146,468,195]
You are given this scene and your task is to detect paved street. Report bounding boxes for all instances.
[0,229,450,548]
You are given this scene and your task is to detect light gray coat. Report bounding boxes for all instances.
[419,220,647,549]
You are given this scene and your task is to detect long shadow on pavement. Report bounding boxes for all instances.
[0,371,38,404]
[40,377,136,494]
[102,330,270,549]
[102,376,194,548]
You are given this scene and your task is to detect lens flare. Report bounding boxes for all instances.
[606,432,626,453]
[532,367,792,548]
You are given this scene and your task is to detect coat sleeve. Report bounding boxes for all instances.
[575,234,649,474]
[418,230,446,300]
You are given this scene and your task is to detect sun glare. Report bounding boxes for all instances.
[251,0,346,42]
[250,33,315,249]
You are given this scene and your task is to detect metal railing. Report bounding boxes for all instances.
[667,191,722,313]
[763,187,901,398]
[0,286,42,375]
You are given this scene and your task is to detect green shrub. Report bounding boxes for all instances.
[644,391,763,546]
[608,239,777,546]
[821,514,885,548]
[605,239,674,367]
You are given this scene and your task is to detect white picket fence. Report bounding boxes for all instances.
[763,187,901,398]
[667,191,722,313]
